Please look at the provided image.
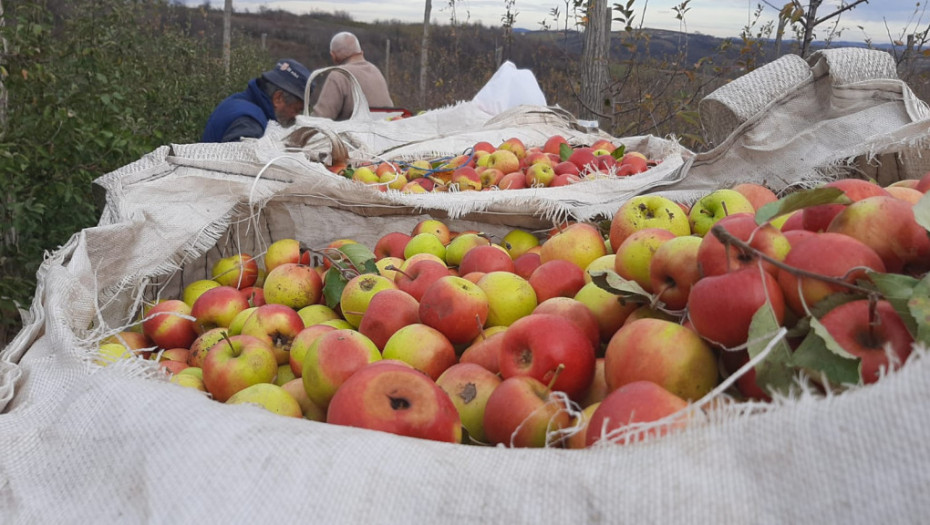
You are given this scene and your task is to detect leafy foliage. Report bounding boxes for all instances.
[0,0,270,345]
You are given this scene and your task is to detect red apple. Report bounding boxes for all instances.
[584,380,689,447]
[826,195,930,274]
[239,303,306,366]
[648,234,703,310]
[482,375,571,448]
[498,313,596,401]
[819,299,914,384]
[327,360,463,443]
[301,328,382,409]
[191,285,251,334]
[543,134,569,156]
[687,267,786,349]
[497,171,528,189]
[382,323,458,380]
[604,318,718,401]
[287,323,337,377]
[202,334,278,402]
[458,245,515,275]
[357,289,421,350]
[731,182,777,211]
[801,178,891,232]
[142,299,198,350]
[513,251,542,279]
[418,275,490,344]
[526,259,588,303]
[373,231,412,260]
[532,297,601,351]
[391,259,451,302]
[777,232,886,316]
[459,329,505,374]
[696,212,791,277]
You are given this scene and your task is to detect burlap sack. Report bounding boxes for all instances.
[658,47,930,203]
[2,47,930,523]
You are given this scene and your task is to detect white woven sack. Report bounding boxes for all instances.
[657,47,930,203]
[2,156,930,522]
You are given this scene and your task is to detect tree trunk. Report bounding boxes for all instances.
[419,0,431,110]
[0,0,7,136]
[223,0,232,76]
[579,0,611,122]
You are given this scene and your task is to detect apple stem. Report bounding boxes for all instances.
[313,248,361,279]
[722,201,730,217]
[710,224,879,297]
[385,264,413,281]
[546,363,566,392]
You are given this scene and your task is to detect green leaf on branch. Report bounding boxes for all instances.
[746,301,795,396]
[322,269,347,309]
[790,317,861,386]
[755,187,850,225]
[908,273,930,346]
[338,243,379,275]
[319,243,378,308]
[589,269,652,304]
[869,270,920,338]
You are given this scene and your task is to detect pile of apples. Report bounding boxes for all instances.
[97,173,930,448]
[337,135,655,193]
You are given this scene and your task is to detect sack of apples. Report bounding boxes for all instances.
[2,47,930,523]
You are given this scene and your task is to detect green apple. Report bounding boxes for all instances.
[475,271,538,327]
[688,188,755,237]
[613,228,678,294]
[403,232,447,262]
[226,383,303,418]
[609,194,692,252]
[339,273,398,328]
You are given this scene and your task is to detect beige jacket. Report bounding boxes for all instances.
[311,58,393,121]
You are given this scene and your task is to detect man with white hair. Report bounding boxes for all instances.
[311,32,394,121]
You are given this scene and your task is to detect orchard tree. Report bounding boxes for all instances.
[766,0,870,57]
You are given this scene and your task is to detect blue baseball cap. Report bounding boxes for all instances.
[262,59,311,100]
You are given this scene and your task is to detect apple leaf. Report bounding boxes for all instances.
[610,144,627,160]
[589,269,652,303]
[868,270,921,338]
[559,143,573,162]
[746,301,796,396]
[790,316,861,386]
[322,269,347,309]
[754,187,849,225]
[907,273,930,346]
[337,243,379,275]
[912,190,930,232]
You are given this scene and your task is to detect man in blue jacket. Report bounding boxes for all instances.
[202,58,311,143]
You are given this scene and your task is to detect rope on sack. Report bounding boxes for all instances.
[302,66,371,121]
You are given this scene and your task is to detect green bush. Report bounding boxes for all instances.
[0,0,270,346]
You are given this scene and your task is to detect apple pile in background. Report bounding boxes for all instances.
[335,135,655,192]
[97,172,930,448]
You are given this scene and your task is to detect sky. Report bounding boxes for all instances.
[190,1,929,43]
